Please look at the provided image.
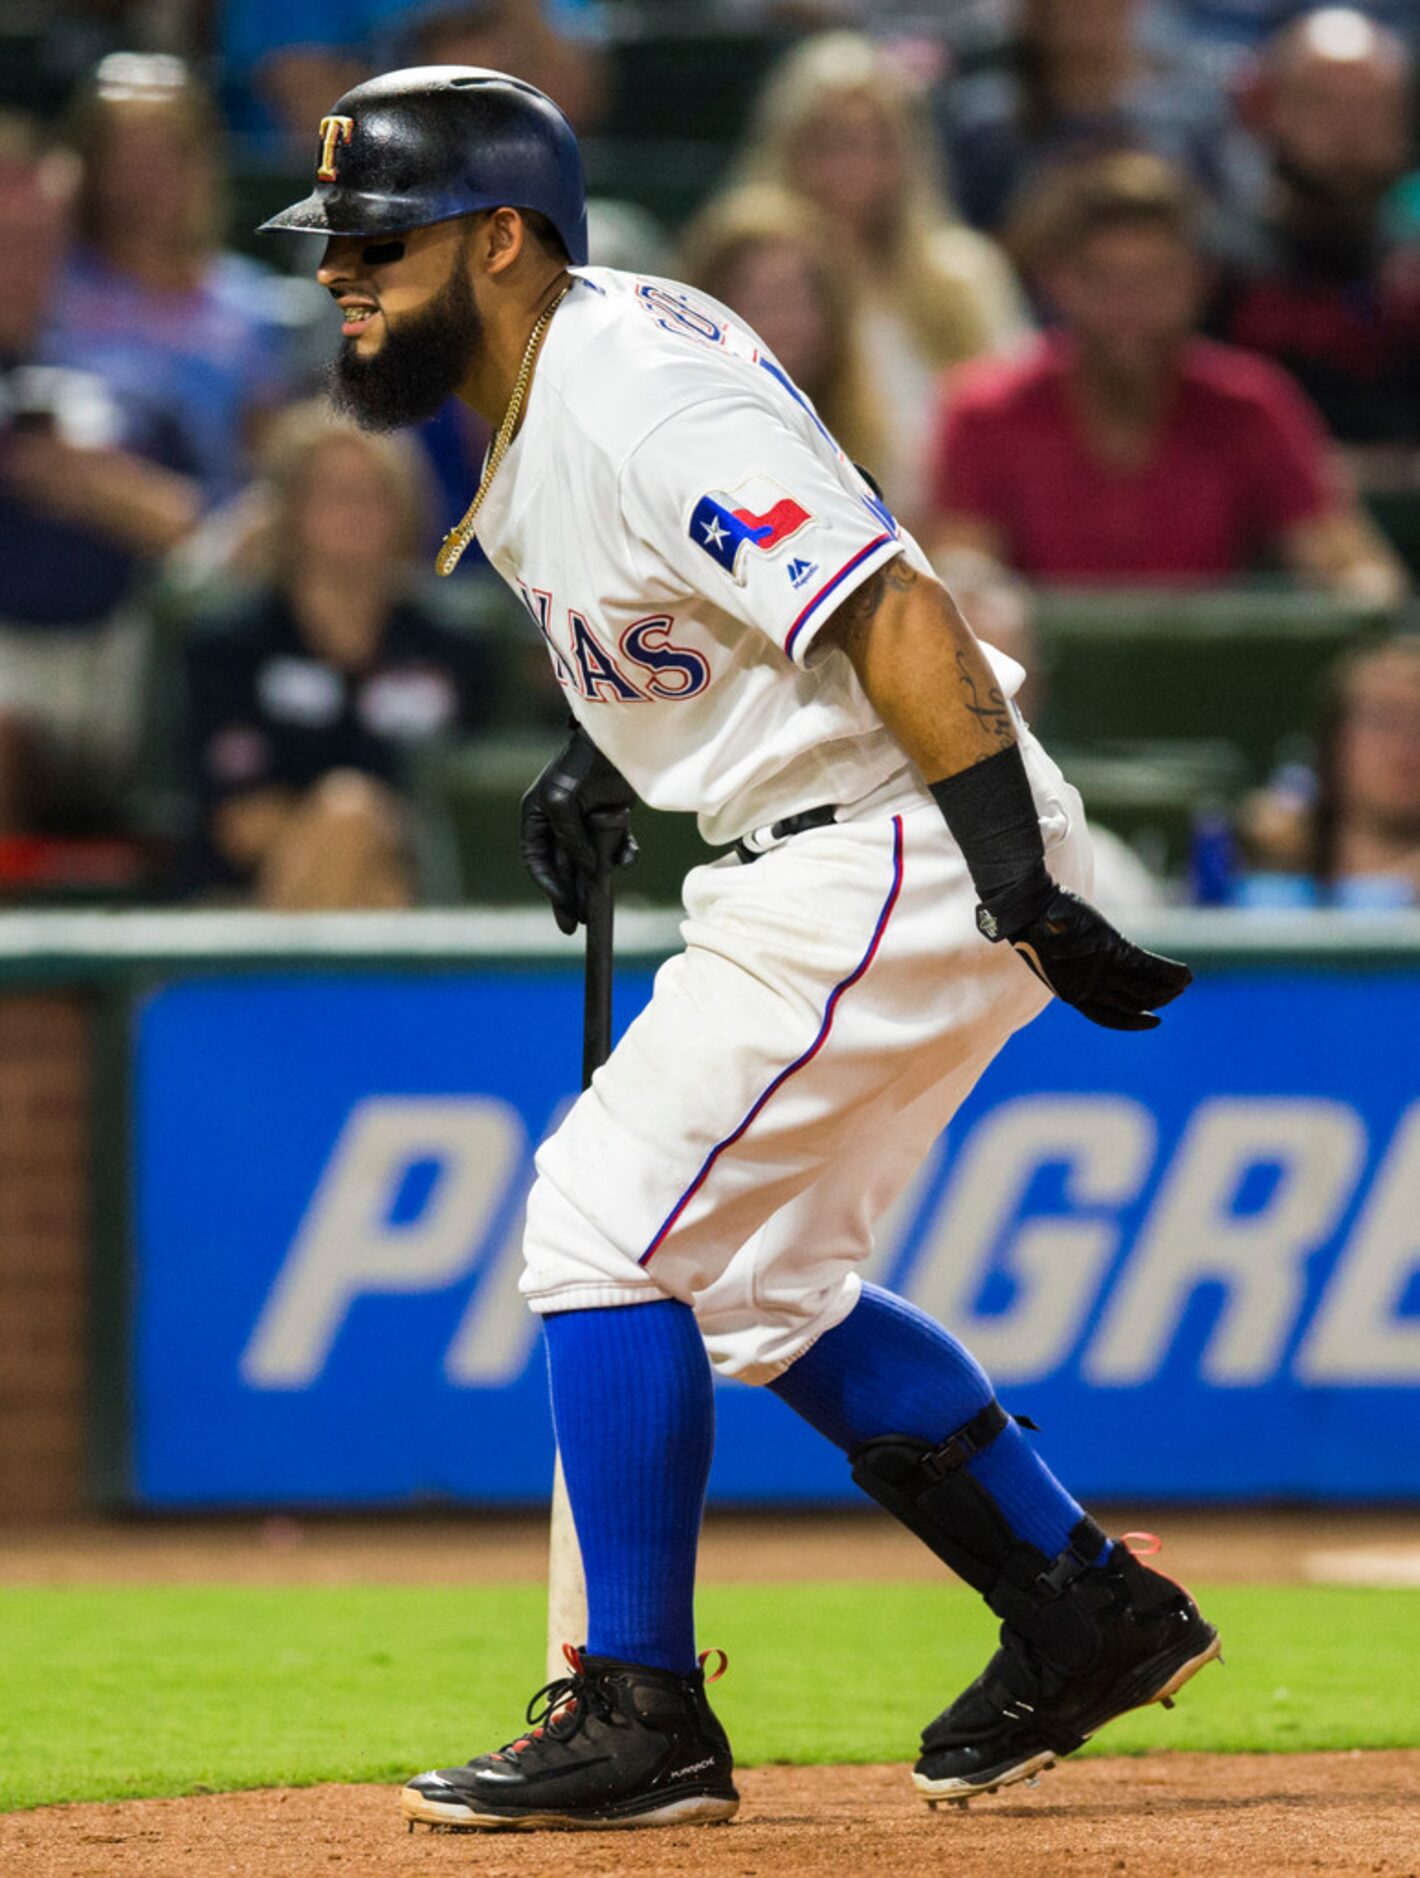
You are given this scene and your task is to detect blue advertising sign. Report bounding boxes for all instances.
[131,968,1420,1505]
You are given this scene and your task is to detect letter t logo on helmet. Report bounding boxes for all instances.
[316,114,355,182]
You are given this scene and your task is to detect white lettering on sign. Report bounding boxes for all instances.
[1085,1099,1365,1385]
[241,1098,524,1388]
[237,1090,1420,1393]
[1298,1101,1420,1383]
[905,1097,1155,1382]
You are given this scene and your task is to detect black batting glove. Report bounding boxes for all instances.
[977,868,1193,1032]
[930,748,1191,1032]
[519,723,638,935]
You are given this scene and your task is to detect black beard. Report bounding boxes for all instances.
[328,256,481,432]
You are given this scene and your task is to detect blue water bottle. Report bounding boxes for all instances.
[1189,805,1237,906]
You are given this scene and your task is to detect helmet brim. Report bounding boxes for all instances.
[258,184,588,265]
[257,189,427,237]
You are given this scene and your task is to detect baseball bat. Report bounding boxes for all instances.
[546,811,624,1681]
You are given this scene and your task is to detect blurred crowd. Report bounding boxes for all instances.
[2,0,1419,911]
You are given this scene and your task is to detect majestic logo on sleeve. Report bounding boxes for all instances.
[316,115,355,181]
[690,477,813,583]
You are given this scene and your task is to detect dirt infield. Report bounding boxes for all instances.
[4,1754,1418,1878]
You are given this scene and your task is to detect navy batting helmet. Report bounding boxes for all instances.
[259,65,588,266]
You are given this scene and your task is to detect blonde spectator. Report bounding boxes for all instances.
[55,54,322,504]
[736,31,1028,524]
[181,406,496,909]
[678,184,885,487]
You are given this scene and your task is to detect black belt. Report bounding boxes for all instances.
[733,803,838,865]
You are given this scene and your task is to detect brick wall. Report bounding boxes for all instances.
[0,993,91,1519]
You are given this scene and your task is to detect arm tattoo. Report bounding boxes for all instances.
[825,555,917,659]
[954,648,1013,749]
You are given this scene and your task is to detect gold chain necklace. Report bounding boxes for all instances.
[435,282,572,577]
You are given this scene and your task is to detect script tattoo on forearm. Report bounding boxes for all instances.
[954,648,1013,748]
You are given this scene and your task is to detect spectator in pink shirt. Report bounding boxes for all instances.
[927,152,1403,600]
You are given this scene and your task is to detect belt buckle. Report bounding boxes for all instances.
[734,802,837,866]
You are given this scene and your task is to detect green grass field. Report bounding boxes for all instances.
[1,1582,1415,1812]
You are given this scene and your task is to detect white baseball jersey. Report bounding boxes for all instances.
[474,266,1022,847]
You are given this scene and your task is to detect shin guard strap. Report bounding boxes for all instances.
[1041,1516,1110,1593]
[850,1411,1109,1630]
[850,1401,1046,1604]
[918,1399,1010,1479]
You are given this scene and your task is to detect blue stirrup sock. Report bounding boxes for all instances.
[768,1282,1104,1563]
[543,1299,713,1675]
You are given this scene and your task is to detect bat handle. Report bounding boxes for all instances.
[581,810,624,1091]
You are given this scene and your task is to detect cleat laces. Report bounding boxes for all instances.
[490,1646,617,1763]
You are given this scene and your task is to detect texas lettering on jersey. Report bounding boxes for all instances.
[518,583,712,704]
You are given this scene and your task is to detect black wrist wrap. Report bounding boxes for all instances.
[929,744,1052,940]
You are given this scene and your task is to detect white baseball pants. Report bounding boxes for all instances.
[521,730,1094,1384]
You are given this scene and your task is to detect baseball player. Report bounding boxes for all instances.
[263,67,1220,1833]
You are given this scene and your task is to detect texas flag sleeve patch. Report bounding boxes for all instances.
[690,477,813,582]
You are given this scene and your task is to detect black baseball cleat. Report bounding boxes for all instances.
[914,1539,1221,1807]
[400,1645,740,1832]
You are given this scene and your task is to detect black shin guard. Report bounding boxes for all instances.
[850,1402,1108,1667]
